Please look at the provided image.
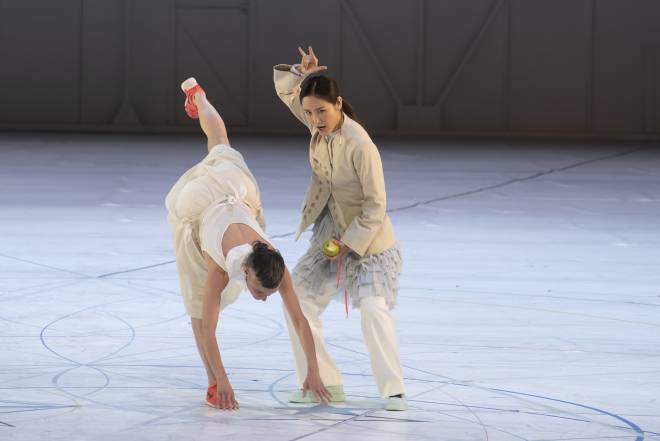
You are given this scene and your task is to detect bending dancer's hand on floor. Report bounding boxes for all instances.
[298,46,327,75]
[303,370,332,403]
[215,376,239,410]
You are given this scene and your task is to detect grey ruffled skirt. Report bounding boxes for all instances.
[292,208,402,309]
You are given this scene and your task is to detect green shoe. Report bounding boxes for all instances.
[384,395,408,411]
[288,385,345,403]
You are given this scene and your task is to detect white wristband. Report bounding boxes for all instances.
[291,64,305,77]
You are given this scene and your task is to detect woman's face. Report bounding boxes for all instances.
[302,95,343,135]
[244,267,278,302]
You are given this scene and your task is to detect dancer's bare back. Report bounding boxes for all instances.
[221,223,269,257]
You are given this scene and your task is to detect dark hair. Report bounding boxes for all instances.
[244,241,285,289]
[299,74,363,127]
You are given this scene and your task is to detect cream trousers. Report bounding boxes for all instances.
[283,279,406,398]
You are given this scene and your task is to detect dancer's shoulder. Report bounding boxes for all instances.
[341,116,372,145]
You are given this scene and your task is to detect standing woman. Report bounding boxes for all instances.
[274,47,407,411]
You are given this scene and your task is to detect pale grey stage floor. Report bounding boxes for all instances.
[0,132,659,441]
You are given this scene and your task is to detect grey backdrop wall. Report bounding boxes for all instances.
[1,0,659,139]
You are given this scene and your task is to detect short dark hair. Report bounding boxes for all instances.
[244,241,285,289]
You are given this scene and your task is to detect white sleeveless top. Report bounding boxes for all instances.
[200,200,270,287]
[165,144,268,308]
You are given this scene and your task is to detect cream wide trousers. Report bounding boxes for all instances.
[283,278,406,398]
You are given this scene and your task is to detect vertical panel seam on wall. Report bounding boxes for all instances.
[416,0,425,105]
[177,14,247,119]
[642,33,648,133]
[643,8,657,135]
[506,0,512,130]
[586,0,595,133]
[79,0,84,123]
[247,0,255,126]
[339,0,402,107]
[113,0,136,123]
[338,0,343,87]
[642,3,656,135]
[647,43,656,134]
[125,0,132,115]
[434,0,505,110]
[170,0,176,124]
[651,40,660,134]
[648,45,653,133]
[649,3,660,135]
[114,0,127,122]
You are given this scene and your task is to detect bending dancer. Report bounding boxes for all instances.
[165,78,331,410]
[274,47,407,411]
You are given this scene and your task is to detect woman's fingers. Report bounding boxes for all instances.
[316,383,331,402]
[304,386,319,402]
[298,46,324,72]
[229,392,237,410]
[219,392,238,410]
[315,388,329,403]
[218,391,231,410]
[304,379,332,403]
[321,385,332,402]
[299,46,311,65]
[319,387,332,403]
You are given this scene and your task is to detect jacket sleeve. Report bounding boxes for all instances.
[340,142,388,257]
[273,64,311,131]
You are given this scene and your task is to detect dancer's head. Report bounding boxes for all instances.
[243,241,285,301]
[299,74,361,134]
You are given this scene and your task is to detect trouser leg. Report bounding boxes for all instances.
[359,296,406,398]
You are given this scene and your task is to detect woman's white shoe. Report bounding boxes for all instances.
[384,395,408,411]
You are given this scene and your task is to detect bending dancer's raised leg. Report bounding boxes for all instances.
[194,92,229,151]
[181,78,229,151]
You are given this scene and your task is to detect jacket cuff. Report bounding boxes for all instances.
[273,64,306,93]
[340,230,368,257]
[273,63,304,76]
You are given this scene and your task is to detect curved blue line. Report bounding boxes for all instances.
[328,340,647,440]
[487,386,644,441]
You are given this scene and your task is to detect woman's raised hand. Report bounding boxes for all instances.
[298,46,327,75]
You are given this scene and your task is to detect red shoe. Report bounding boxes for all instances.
[205,384,217,407]
[181,77,204,119]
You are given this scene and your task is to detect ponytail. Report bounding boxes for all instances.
[340,99,363,127]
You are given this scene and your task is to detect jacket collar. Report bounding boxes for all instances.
[311,113,350,164]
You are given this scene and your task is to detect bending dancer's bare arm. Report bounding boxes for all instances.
[201,253,239,410]
[192,90,230,152]
[278,268,332,403]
